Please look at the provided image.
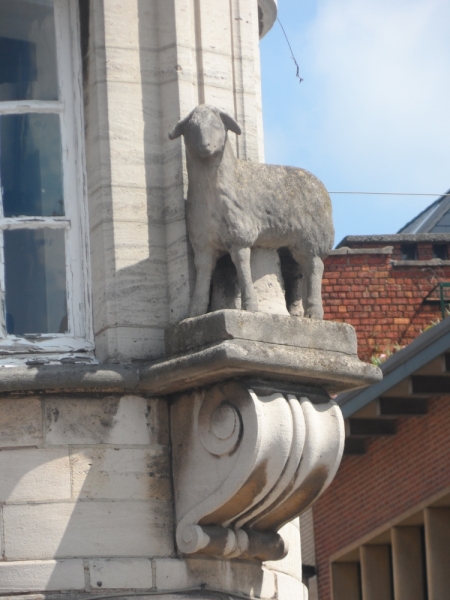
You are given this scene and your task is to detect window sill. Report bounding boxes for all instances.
[0,351,97,368]
[391,259,450,267]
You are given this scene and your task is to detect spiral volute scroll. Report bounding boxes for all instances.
[198,386,241,456]
[171,380,344,561]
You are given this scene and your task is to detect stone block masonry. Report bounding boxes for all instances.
[0,394,174,594]
[323,239,450,361]
[0,390,306,598]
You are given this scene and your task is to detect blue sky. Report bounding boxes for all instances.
[260,0,450,245]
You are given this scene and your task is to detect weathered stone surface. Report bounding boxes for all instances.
[71,447,171,501]
[0,448,71,503]
[169,105,333,319]
[89,558,153,589]
[154,558,276,599]
[165,310,357,356]
[0,365,139,394]
[85,0,266,355]
[0,397,43,448]
[265,521,302,579]
[0,329,378,397]
[258,0,278,37]
[3,501,173,559]
[171,382,344,561]
[45,396,152,446]
[0,560,85,593]
[143,334,381,397]
[211,249,290,316]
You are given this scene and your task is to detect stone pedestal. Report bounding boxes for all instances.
[143,310,380,395]
[154,310,380,600]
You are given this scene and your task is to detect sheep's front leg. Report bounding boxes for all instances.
[230,246,258,312]
[190,250,217,317]
[292,253,324,319]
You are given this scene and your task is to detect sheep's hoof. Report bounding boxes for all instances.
[304,306,324,320]
[289,301,304,317]
[243,299,259,312]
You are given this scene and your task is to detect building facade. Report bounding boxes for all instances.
[312,319,450,600]
[323,235,450,362]
[0,1,379,598]
[307,204,450,600]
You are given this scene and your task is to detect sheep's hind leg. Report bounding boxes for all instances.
[291,252,324,319]
[289,276,304,316]
[189,251,217,318]
[230,246,258,312]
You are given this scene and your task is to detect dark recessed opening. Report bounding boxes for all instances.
[401,243,417,260]
[433,244,448,260]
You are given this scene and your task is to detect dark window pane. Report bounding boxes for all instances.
[433,244,448,260]
[0,113,64,216]
[4,229,67,335]
[0,0,58,101]
[401,243,417,261]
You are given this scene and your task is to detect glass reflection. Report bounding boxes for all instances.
[0,0,58,102]
[4,228,67,335]
[0,113,64,217]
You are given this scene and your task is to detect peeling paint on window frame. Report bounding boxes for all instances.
[0,0,93,364]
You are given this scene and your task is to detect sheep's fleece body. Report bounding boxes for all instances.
[169,104,334,319]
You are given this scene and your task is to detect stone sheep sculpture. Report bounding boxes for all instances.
[169,104,334,319]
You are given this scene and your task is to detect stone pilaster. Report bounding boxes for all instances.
[82,0,270,362]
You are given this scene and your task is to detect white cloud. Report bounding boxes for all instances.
[305,0,450,192]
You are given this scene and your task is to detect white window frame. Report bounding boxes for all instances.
[0,0,93,364]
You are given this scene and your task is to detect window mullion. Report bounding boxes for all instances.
[0,230,6,339]
[54,0,92,344]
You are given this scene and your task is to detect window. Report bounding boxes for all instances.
[400,243,417,261]
[0,0,92,362]
[433,244,448,261]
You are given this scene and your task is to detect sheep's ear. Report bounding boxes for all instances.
[219,111,242,135]
[168,110,193,139]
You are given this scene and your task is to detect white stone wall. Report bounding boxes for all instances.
[83,0,265,362]
[0,392,306,598]
[0,394,172,593]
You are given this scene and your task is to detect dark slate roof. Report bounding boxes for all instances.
[398,190,450,233]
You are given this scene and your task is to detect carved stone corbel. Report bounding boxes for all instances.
[160,310,381,561]
[171,380,344,561]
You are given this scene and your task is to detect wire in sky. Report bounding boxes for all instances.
[329,192,450,197]
[277,18,303,83]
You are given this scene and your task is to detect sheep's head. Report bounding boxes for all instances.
[169,104,241,158]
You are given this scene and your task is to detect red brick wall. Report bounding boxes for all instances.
[313,395,450,600]
[323,243,450,361]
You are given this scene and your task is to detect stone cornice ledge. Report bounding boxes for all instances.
[0,312,381,396]
[0,363,140,394]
